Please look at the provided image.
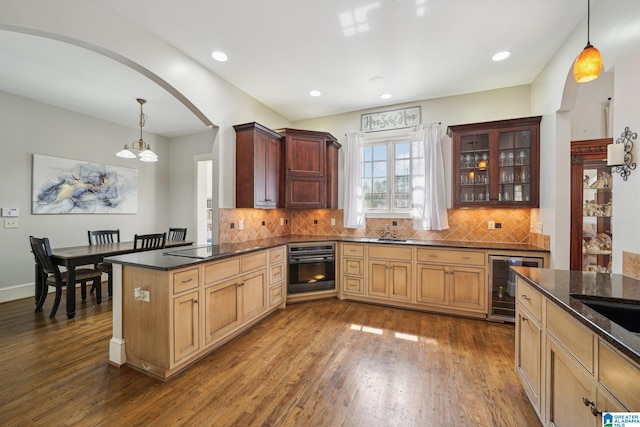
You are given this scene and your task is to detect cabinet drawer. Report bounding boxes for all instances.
[269,283,284,307]
[342,243,364,257]
[269,246,285,264]
[516,278,542,322]
[242,251,267,272]
[546,301,595,373]
[368,245,412,261]
[205,258,240,285]
[417,248,484,266]
[173,268,199,294]
[270,262,285,283]
[343,258,364,276]
[598,340,640,410]
[342,276,364,295]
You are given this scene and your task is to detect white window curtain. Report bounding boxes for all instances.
[410,123,449,230]
[344,132,365,228]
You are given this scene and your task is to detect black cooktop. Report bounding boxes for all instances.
[164,245,221,259]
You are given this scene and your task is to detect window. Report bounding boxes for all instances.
[362,140,422,213]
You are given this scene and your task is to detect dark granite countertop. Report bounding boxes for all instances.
[106,234,548,271]
[512,266,640,365]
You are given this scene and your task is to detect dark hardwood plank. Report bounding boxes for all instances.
[0,294,540,427]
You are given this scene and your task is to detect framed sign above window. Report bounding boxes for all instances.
[361,106,421,132]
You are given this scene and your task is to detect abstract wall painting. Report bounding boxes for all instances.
[32,154,138,214]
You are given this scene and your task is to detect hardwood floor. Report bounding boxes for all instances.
[0,291,541,426]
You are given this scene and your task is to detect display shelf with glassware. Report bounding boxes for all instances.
[449,116,541,208]
[570,138,614,273]
[581,168,613,272]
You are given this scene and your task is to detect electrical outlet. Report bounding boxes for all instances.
[238,220,244,230]
[331,218,336,226]
[313,219,318,224]
[488,221,495,230]
[495,222,502,229]
[280,218,284,226]
[134,287,150,302]
[4,219,19,229]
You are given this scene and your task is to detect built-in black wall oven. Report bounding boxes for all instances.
[288,243,335,294]
[488,255,545,322]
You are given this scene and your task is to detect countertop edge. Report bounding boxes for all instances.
[106,235,549,271]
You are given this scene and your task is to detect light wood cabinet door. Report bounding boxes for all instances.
[173,291,200,364]
[449,266,485,311]
[516,308,542,416]
[240,269,267,321]
[389,261,412,302]
[204,279,240,345]
[368,260,389,298]
[416,263,448,305]
[546,337,598,427]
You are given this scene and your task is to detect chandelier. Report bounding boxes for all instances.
[116,98,158,162]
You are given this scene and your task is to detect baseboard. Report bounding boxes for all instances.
[0,282,37,303]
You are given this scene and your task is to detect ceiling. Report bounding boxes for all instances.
[0,0,587,137]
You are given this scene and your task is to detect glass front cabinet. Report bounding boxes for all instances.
[449,116,541,208]
[570,138,614,273]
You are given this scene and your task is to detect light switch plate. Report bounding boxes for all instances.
[1,208,19,217]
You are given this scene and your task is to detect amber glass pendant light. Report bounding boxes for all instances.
[573,0,602,83]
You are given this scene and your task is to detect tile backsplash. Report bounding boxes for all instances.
[622,251,640,279]
[219,208,545,247]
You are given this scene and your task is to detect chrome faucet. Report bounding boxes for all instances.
[380,224,397,239]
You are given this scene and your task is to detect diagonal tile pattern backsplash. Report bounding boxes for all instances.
[219,208,548,248]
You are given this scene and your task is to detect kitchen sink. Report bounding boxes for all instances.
[574,297,640,333]
[376,238,407,243]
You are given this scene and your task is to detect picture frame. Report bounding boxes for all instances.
[32,154,138,214]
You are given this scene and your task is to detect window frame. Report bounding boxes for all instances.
[361,135,416,216]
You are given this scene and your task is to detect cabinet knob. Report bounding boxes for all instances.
[521,294,531,301]
[194,299,198,304]
[238,282,245,287]
[582,396,593,407]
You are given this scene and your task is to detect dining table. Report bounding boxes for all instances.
[36,239,193,319]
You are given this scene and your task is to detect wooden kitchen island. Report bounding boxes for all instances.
[107,242,288,380]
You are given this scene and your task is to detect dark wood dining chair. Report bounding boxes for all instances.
[168,227,187,240]
[29,236,103,318]
[134,233,167,250]
[87,229,120,297]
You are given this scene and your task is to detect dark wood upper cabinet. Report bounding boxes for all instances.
[448,116,542,208]
[279,128,340,209]
[234,123,340,209]
[233,122,283,209]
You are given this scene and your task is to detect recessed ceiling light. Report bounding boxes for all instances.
[380,93,393,100]
[492,51,511,61]
[309,90,322,97]
[211,51,228,62]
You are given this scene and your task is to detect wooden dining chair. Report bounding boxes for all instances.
[168,227,187,240]
[29,236,103,318]
[87,229,120,297]
[134,233,167,250]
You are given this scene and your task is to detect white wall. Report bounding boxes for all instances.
[610,48,640,272]
[0,91,169,296]
[531,0,640,270]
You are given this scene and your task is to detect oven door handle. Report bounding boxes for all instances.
[290,256,334,263]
